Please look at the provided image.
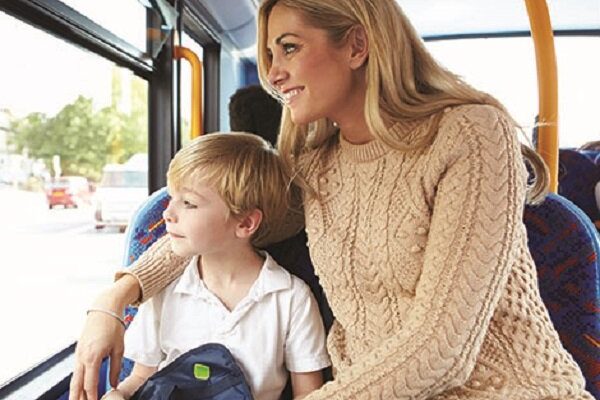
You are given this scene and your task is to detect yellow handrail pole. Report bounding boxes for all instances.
[525,0,559,193]
[174,46,203,138]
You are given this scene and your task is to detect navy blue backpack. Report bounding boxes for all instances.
[130,343,254,400]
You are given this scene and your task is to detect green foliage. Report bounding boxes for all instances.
[7,79,148,182]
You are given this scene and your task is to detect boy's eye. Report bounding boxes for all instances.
[183,200,197,208]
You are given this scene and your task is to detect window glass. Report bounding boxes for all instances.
[61,0,147,51]
[0,11,148,384]
[426,37,600,148]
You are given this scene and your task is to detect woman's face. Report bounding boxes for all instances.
[266,4,363,126]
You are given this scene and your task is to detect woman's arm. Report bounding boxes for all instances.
[70,274,140,400]
[70,235,189,400]
[302,106,526,399]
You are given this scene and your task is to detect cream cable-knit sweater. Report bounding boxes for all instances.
[123,105,592,399]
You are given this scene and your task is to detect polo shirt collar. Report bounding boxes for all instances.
[173,252,292,302]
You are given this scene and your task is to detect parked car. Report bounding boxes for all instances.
[45,176,92,209]
[95,155,148,232]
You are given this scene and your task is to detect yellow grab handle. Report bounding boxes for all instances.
[174,46,203,138]
[525,0,559,193]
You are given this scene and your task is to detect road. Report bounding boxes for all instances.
[0,184,127,385]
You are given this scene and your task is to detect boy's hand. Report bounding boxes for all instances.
[100,388,127,400]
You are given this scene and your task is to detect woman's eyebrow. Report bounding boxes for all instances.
[275,32,300,44]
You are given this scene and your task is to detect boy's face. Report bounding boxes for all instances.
[163,180,239,258]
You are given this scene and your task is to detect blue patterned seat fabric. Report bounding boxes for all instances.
[524,193,600,398]
[558,149,600,228]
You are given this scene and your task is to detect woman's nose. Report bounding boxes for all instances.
[267,60,286,91]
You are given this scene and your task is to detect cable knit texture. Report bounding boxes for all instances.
[124,105,592,399]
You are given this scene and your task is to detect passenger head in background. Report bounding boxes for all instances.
[228,84,283,147]
[578,140,600,151]
[165,132,291,250]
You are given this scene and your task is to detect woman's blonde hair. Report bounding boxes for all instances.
[257,0,548,204]
[167,132,292,246]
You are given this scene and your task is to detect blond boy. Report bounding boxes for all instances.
[103,132,330,400]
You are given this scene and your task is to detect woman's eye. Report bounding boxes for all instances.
[282,43,297,55]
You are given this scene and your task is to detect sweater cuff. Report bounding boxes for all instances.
[115,235,190,305]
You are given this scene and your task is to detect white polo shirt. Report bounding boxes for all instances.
[124,252,331,400]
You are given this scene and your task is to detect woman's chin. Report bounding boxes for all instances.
[289,109,319,126]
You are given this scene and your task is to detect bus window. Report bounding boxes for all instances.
[95,155,149,232]
[0,11,148,385]
[426,36,600,148]
[60,0,147,51]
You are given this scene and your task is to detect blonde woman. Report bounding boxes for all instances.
[70,0,594,399]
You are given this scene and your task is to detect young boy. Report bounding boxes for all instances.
[102,132,330,400]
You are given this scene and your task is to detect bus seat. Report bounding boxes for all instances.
[580,149,600,164]
[114,187,334,398]
[524,193,600,398]
[558,149,600,228]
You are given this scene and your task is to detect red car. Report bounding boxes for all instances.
[46,176,92,209]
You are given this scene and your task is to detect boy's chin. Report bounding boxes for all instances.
[169,242,193,258]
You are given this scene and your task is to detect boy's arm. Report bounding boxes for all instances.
[285,281,331,396]
[101,363,157,400]
[116,363,157,399]
[291,371,324,399]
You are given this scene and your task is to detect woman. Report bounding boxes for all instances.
[70,0,593,399]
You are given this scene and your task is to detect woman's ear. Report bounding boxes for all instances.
[235,208,263,239]
[348,25,369,70]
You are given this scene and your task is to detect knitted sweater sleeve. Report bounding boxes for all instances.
[304,105,527,399]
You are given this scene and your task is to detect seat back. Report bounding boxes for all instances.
[558,149,600,226]
[579,149,600,164]
[524,193,600,397]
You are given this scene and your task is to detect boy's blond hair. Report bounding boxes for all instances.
[167,132,292,246]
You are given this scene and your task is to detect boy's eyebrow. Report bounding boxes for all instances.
[181,186,205,197]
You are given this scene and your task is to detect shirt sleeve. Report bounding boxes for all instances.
[285,278,332,373]
[302,105,528,399]
[124,293,165,367]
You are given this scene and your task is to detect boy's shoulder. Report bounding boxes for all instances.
[260,252,312,299]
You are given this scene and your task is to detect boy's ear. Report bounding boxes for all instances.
[235,208,263,239]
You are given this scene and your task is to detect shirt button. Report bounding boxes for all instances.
[443,107,451,113]
[319,176,328,184]
[416,227,427,235]
[319,190,329,196]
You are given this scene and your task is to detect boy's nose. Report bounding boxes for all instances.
[163,203,176,223]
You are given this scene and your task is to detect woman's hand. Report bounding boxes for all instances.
[69,275,141,400]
